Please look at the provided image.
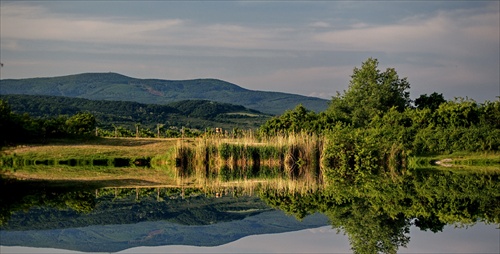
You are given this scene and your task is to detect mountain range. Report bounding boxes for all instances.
[0,72,329,115]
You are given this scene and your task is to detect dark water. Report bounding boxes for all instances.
[0,165,499,253]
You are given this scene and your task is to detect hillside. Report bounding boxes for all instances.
[0,72,329,115]
[0,94,270,130]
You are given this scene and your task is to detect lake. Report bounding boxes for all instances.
[1,162,499,253]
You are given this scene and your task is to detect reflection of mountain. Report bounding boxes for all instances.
[1,191,272,230]
[0,211,329,253]
[0,185,329,252]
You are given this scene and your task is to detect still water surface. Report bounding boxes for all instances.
[1,164,499,253]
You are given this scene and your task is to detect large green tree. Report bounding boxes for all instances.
[327,58,411,127]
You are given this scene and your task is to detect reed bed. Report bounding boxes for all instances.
[173,132,325,182]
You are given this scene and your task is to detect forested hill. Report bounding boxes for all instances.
[0,72,329,115]
[0,94,270,130]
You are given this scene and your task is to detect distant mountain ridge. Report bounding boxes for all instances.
[0,72,329,115]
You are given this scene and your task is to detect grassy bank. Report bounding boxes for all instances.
[1,137,184,168]
[2,136,498,187]
[0,137,181,186]
[0,135,326,187]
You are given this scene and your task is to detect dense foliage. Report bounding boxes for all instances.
[259,104,331,135]
[260,58,500,156]
[327,58,411,127]
[414,92,446,111]
[0,100,96,145]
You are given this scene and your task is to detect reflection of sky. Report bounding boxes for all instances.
[2,223,498,254]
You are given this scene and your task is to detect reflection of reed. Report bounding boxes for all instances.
[95,175,324,201]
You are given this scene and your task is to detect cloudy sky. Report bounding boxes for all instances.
[1,1,499,102]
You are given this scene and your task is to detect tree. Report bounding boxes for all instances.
[435,98,479,128]
[327,58,411,127]
[66,112,96,135]
[414,92,446,111]
[42,116,69,138]
[259,104,320,135]
[0,100,15,145]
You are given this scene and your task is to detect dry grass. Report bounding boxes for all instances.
[1,137,179,159]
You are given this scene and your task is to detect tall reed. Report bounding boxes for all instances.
[173,132,325,182]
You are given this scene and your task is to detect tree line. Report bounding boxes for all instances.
[260,58,500,156]
[0,100,207,145]
[0,95,268,141]
[1,100,97,144]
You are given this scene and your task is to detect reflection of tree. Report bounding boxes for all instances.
[0,179,96,226]
[326,199,410,254]
[260,169,500,254]
[1,184,273,232]
[414,214,446,233]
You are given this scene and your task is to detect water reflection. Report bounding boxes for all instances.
[260,167,500,253]
[0,179,329,252]
[0,162,499,253]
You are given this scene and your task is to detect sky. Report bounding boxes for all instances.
[0,1,499,102]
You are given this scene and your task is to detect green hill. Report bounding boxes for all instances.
[0,94,270,130]
[0,72,329,115]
